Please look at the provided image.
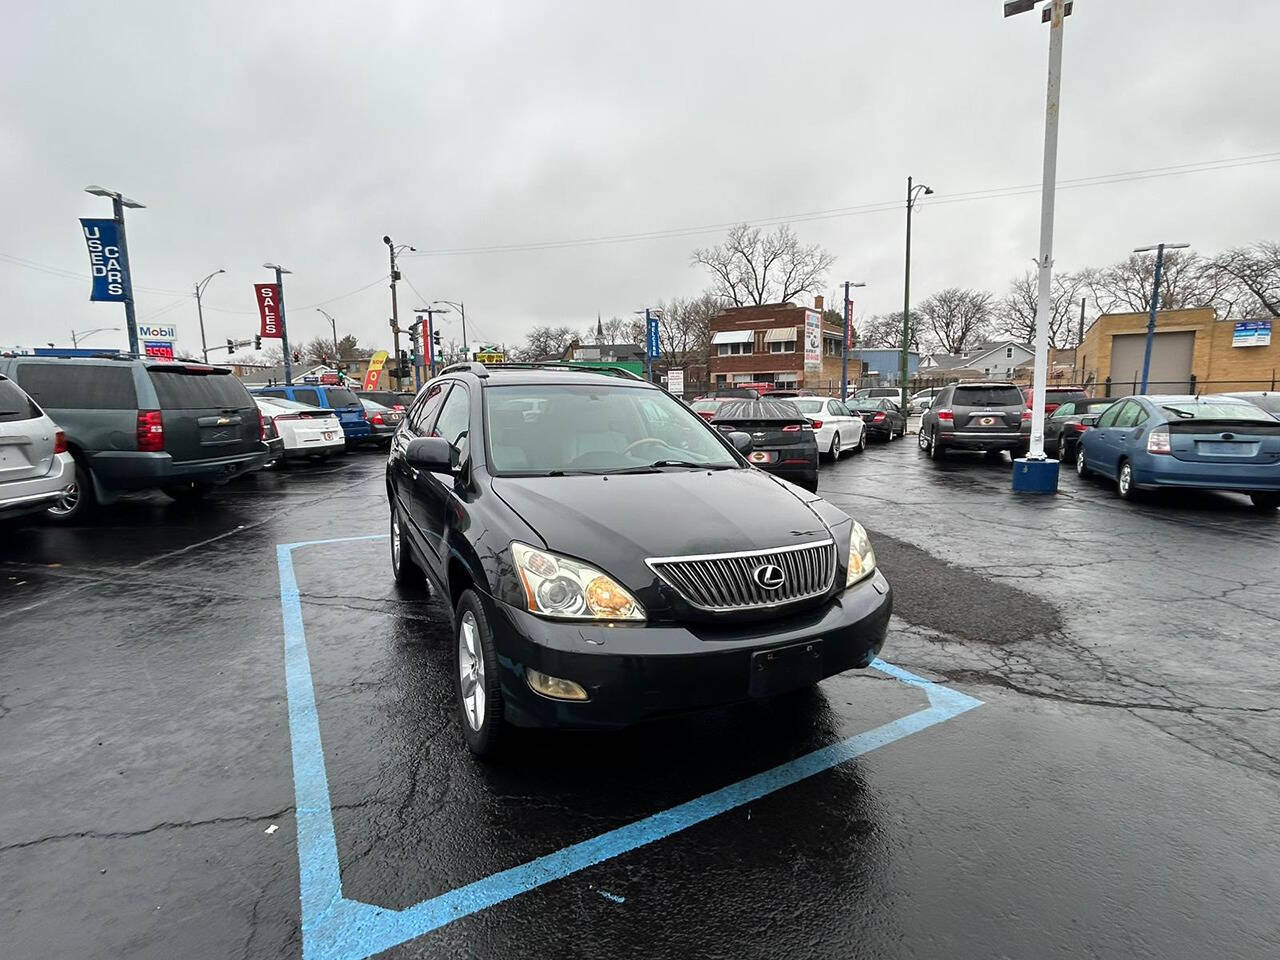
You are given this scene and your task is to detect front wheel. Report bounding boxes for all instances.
[454,589,506,758]
[1250,492,1280,511]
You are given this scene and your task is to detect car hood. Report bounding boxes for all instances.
[490,467,834,580]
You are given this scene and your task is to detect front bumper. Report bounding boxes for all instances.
[487,569,893,728]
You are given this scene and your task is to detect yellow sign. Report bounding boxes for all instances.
[475,351,505,364]
[363,350,389,391]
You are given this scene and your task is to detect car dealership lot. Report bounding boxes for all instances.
[2,445,1279,960]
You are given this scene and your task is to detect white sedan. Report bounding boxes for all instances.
[787,396,867,460]
[255,397,345,460]
[0,373,76,519]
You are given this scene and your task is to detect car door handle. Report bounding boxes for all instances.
[410,467,420,480]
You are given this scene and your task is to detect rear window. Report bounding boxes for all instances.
[1237,395,1280,415]
[15,362,138,409]
[1160,401,1274,422]
[323,387,361,408]
[714,399,803,421]
[953,386,1025,407]
[0,378,41,422]
[691,399,722,412]
[792,399,826,414]
[149,370,253,409]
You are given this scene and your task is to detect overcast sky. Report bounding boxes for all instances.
[4,1,1278,358]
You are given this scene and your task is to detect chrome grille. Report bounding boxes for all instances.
[647,539,836,612]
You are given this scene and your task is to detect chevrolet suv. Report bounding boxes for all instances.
[386,363,892,757]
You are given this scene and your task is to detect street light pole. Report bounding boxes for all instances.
[316,308,339,359]
[383,236,417,388]
[841,280,867,401]
[70,327,118,349]
[263,263,294,385]
[901,177,933,412]
[1133,241,1190,393]
[194,268,225,363]
[84,186,145,356]
[432,300,467,358]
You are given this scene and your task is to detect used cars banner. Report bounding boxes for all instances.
[363,350,389,390]
[80,218,130,302]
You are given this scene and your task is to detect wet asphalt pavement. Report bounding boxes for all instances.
[3,437,1279,960]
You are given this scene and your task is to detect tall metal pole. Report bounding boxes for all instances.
[195,282,208,362]
[644,308,653,383]
[112,196,140,357]
[1139,243,1167,394]
[459,301,467,358]
[1026,0,1066,461]
[385,237,402,389]
[842,281,851,401]
[901,177,913,413]
[275,266,293,386]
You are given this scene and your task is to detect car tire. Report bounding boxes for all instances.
[162,482,210,503]
[1116,460,1138,501]
[1250,492,1280,511]
[829,432,841,461]
[928,427,945,461]
[454,589,506,759]
[918,428,930,451]
[856,431,867,453]
[45,457,93,523]
[390,502,423,586]
[1076,444,1089,478]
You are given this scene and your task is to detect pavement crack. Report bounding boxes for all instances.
[0,807,293,852]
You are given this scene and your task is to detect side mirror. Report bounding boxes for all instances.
[405,436,454,472]
[1079,415,1100,427]
[727,431,753,455]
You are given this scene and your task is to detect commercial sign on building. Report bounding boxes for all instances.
[363,350,389,390]
[804,310,822,371]
[80,218,130,302]
[1232,320,1272,348]
[254,284,282,339]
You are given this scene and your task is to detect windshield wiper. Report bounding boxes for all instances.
[610,460,733,473]
[1161,405,1196,419]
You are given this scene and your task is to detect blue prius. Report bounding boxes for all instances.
[1075,394,1280,509]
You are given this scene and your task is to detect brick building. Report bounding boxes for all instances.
[708,296,846,390]
[1078,308,1279,395]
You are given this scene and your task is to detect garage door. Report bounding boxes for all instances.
[1109,331,1195,395]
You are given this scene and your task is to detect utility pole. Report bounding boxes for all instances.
[415,306,449,380]
[432,300,467,358]
[316,308,340,360]
[195,268,225,363]
[901,177,933,412]
[1133,241,1189,393]
[383,236,416,388]
[263,263,294,385]
[84,186,145,356]
[841,281,867,401]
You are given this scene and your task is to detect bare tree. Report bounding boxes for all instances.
[1206,241,1280,318]
[996,270,1090,348]
[916,287,995,354]
[513,325,577,360]
[1084,250,1236,317]
[650,293,721,372]
[856,311,932,353]
[692,224,835,306]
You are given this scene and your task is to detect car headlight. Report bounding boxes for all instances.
[845,521,876,588]
[511,542,645,621]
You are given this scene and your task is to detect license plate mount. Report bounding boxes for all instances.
[748,450,776,464]
[748,639,824,697]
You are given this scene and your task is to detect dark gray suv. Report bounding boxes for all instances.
[0,356,268,520]
[918,381,1030,460]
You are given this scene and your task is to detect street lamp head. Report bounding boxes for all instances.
[847,281,868,289]
[1003,0,1039,17]
[262,262,292,274]
[922,185,934,195]
[1132,243,1191,253]
[383,235,392,246]
[84,185,112,197]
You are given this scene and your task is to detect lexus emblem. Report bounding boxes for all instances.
[753,563,786,591]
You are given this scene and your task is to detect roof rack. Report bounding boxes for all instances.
[437,361,646,382]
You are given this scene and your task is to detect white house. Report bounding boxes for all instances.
[922,341,1034,380]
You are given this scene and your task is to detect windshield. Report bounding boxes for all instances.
[484,383,739,475]
[324,387,362,408]
[150,369,253,409]
[847,400,885,411]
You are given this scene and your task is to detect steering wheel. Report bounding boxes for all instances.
[623,437,669,458]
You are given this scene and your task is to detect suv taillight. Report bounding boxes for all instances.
[1021,408,1033,421]
[258,409,267,441]
[53,430,67,454]
[935,408,953,422]
[136,410,164,452]
[1147,426,1172,455]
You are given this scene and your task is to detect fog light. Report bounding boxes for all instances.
[526,668,589,701]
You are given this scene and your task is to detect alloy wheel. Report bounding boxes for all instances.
[390,509,401,568]
[458,611,486,732]
[1118,463,1132,498]
[47,480,80,518]
[1076,445,1088,477]
[831,433,841,459]
[918,428,929,451]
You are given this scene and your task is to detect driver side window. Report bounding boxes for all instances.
[431,384,470,463]
[1115,401,1145,428]
[1053,402,1075,418]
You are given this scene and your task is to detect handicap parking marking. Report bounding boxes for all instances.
[278,536,984,960]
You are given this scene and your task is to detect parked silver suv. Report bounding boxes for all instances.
[918,381,1030,461]
[0,374,76,519]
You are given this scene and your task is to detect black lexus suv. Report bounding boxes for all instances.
[386,363,892,757]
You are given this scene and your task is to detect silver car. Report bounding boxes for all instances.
[0,374,76,520]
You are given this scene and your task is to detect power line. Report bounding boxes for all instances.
[404,150,1280,257]
[401,274,490,345]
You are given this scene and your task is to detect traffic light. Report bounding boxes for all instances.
[226,338,234,352]
[432,330,442,346]
[397,349,410,378]
[254,334,262,350]
[292,350,301,363]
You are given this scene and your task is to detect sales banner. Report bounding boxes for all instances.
[845,299,855,348]
[647,315,661,359]
[254,284,283,339]
[80,218,130,302]
[363,350,389,391]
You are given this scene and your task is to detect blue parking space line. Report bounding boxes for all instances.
[278,536,984,960]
